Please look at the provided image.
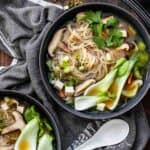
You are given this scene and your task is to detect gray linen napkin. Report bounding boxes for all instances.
[0,0,149,149]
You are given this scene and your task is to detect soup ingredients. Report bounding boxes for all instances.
[24,106,53,138]
[1,103,9,110]
[128,25,136,36]
[0,98,55,150]
[2,111,25,135]
[120,29,127,38]
[74,57,133,111]
[47,10,149,111]
[65,86,75,96]
[84,69,118,96]
[72,55,140,111]
[54,80,64,90]
[96,103,106,111]
[133,41,149,79]
[105,29,124,48]
[0,145,14,150]
[14,118,39,150]
[24,106,40,123]
[75,96,103,111]
[106,54,138,110]
[75,79,96,96]
[116,43,130,51]
[0,98,23,149]
[16,106,24,114]
[122,80,143,98]
[38,134,53,150]
[48,28,65,57]
[102,16,115,24]
[58,91,65,98]
[76,12,86,23]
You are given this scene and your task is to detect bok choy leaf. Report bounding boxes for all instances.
[38,134,53,150]
[75,68,118,111]
[107,54,139,110]
[84,69,118,96]
[75,95,110,111]
[74,55,139,111]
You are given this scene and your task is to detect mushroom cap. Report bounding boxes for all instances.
[2,111,26,135]
[0,145,14,150]
[75,79,96,96]
[48,28,65,57]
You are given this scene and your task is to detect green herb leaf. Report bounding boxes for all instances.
[24,106,40,122]
[111,29,123,38]
[105,35,113,47]
[24,106,53,138]
[66,78,78,86]
[92,23,103,36]
[106,29,124,47]
[84,11,106,48]
[85,11,101,24]
[93,36,105,49]
[105,17,119,28]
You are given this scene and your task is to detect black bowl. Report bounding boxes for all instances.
[0,90,61,150]
[39,2,150,119]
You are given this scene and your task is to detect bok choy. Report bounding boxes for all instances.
[38,134,53,150]
[75,67,118,111]
[84,69,118,96]
[122,80,143,98]
[75,95,109,111]
[74,55,139,111]
[104,54,138,110]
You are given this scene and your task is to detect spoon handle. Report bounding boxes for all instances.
[74,144,96,150]
[74,138,101,150]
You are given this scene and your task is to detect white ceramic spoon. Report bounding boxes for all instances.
[74,119,129,150]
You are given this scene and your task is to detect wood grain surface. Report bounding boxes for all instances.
[0,51,12,66]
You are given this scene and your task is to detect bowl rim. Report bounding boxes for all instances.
[39,2,150,119]
[0,89,62,150]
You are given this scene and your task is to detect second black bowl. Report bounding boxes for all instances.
[0,90,62,150]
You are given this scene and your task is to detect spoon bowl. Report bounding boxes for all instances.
[75,119,129,150]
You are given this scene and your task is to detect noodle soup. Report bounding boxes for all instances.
[0,97,55,150]
[46,11,148,111]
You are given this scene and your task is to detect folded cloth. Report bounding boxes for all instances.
[0,0,149,150]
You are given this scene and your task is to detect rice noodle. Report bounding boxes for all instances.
[51,22,120,83]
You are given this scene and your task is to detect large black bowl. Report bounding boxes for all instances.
[0,90,61,150]
[39,2,150,119]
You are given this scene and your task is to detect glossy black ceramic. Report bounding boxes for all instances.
[39,2,150,119]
